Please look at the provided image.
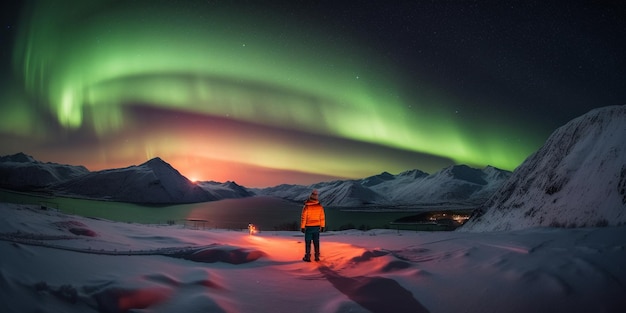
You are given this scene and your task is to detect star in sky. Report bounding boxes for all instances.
[0,0,624,187]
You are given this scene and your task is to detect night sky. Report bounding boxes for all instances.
[1,0,625,187]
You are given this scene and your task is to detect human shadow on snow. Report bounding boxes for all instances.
[318,265,429,313]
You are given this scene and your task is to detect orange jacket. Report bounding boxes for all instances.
[301,199,325,228]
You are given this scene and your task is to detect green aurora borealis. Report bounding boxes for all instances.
[2,1,623,186]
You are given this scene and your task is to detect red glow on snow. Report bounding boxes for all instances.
[245,234,367,264]
[117,287,171,311]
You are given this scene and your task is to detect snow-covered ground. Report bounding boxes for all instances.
[1,203,625,313]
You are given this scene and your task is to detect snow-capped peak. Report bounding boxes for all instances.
[438,165,487,185]
[0,153,89,189]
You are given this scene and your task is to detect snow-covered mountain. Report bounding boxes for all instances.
[363,169,429,197]
[461,105,626,232]
[254,165,511,208]
[313,180,387,207]
[0,154,254,204]
[0,152,89,190]
[384,165,508,205]
[196,180,253,199]
[1,153,510,207]
[249,179,386,208]
[52,157,218,204]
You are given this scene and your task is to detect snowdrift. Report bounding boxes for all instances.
[1,203,625,313]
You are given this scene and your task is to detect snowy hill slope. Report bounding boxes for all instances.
[0,153,89,190]
[52,158,217,204]
[461,105,626,232]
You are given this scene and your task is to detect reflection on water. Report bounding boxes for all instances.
[185,196,302,230]
[0,189,189,223]
[0,189,416,231]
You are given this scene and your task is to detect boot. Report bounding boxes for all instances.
[302,254,311,262]
[314,253,320,262]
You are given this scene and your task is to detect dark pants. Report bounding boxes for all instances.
[304,226,320,256]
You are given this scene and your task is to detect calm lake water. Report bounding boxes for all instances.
[0,189,419,231]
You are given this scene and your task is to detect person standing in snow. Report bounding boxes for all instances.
[300,189,326,262]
